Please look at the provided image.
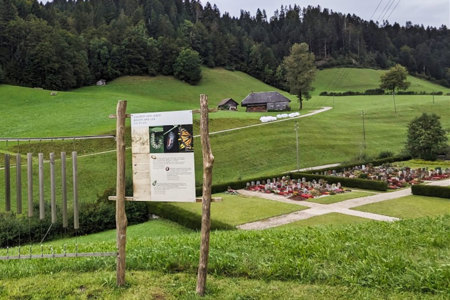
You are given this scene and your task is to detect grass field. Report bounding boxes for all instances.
[307,191,376,204]
[0,215,448,298]
[164,193,306,226]
[276,213,373,228]
[313,68,450,94]
[353,195,450,218]
[394,159,450,169]
[1,67,449,211]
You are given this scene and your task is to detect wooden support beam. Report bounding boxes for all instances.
[115,100,128,287]
[27,153,33,217]
[196,94,215,296]
[50,153,56,223]
[107,196,222,202]
[38,153,44,220]
[109,114,131,119]
[72,151,79,230]
[16,154,22,214]
[61,152,68,228]
[4,154,10,212]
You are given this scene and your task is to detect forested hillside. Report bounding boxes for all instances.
[0,0,449,90]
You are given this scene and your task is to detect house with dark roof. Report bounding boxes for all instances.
[217,98,239,111]
[241,92,291,112]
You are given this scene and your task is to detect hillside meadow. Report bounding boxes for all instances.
[0,68,449,208]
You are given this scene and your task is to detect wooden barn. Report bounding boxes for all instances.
[217,98,239,111]
[241,92,291,112]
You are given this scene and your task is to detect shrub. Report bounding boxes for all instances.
[173,48,202,85]
[364,88,384,95]
[411,185,450,199]
[377,151,394,159]
[146,202,234,230]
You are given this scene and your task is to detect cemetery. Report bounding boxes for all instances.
[312,164,450,189]
[245,176,347,200]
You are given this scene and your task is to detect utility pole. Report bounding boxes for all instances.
[361,110,366,151]
[295,122,300,171]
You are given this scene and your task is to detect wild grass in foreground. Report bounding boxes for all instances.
[0,216,448,295]
[0,270,444,299]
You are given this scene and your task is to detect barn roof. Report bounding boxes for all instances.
[241,92,291,106]
[218,98,238,106]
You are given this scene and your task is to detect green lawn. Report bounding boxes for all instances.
[0,270,439,299]
[168,193,306,226]
[275,213,373,228]
[0,216,448,297]
[394,159,450,169]
[1,68,449,211]
[313,68,450,94]
[307,191,376,204]
[353,195,450,218]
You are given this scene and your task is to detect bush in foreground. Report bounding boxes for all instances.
[412,184,450,199]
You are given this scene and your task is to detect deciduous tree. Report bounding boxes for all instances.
[380,64,410,112]
[406,113,448,160]
[283,43,316,110]
[173,48,202,85]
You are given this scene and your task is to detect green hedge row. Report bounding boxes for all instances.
[146,202,234,231]
[306,155,412,174]
[290,173,388,191]
[411,185,450,199]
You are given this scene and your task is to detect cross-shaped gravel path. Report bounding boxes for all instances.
[237,178,450,230]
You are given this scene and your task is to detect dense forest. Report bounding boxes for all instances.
[0,0,449,90]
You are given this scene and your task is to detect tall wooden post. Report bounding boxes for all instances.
[5,154,10,212]
[196,94,215,296]
[16,153,22,214]
[116,100,128,286]
[27,153,33,217]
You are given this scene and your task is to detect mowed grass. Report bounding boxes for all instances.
[166,193,306,226]
[313,67,450,94]
[0,270,441,299]
[353,195,450,218]
[307,191,376,204]
[0,216,448,296]
[394,159,450,169]
[276,213,373,228]
[0,68,288,138]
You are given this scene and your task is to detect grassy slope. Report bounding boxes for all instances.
[0,216,448,297]
[1,68,449,210]
[353,195,450,218]
[313,68,450,94]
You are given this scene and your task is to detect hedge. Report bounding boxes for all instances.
[411,185,450,199]
[0,200,149,248]
[146,202,234,231]
[289,173,388,191]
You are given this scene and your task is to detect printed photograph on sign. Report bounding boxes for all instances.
[149,125,194,153]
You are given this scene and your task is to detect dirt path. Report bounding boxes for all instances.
[237,178,450,230]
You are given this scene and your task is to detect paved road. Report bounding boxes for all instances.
[237,178,450,230]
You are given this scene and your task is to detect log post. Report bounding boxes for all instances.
[196,94,215,296]
[27,153,33,217]
[115,100,128,286]
[5,154,10,212]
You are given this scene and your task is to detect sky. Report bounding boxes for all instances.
[210,0,450,28]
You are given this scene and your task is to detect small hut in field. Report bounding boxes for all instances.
[218,98,239,111]
[241,92,291,112]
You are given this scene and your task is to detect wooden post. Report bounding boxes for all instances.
[196,94,215,296]
[115,100,128,286]
[61,152,68,228]
[72,151,79,230]
[50,153,56,223]
[4,154,10,212]
[16,153,22,214]
[27,153,33,217]
[38,153,45,220]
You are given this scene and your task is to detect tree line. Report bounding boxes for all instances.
[0,0,449,90]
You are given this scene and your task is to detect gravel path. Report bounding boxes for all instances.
[237,178,450,230]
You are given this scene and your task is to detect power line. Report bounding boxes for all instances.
[370,0,384,20]
[386,0,401,21]
[377,0,395,22]
[379,0,397,23]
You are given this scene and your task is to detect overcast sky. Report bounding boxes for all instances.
[210,0,449,28]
